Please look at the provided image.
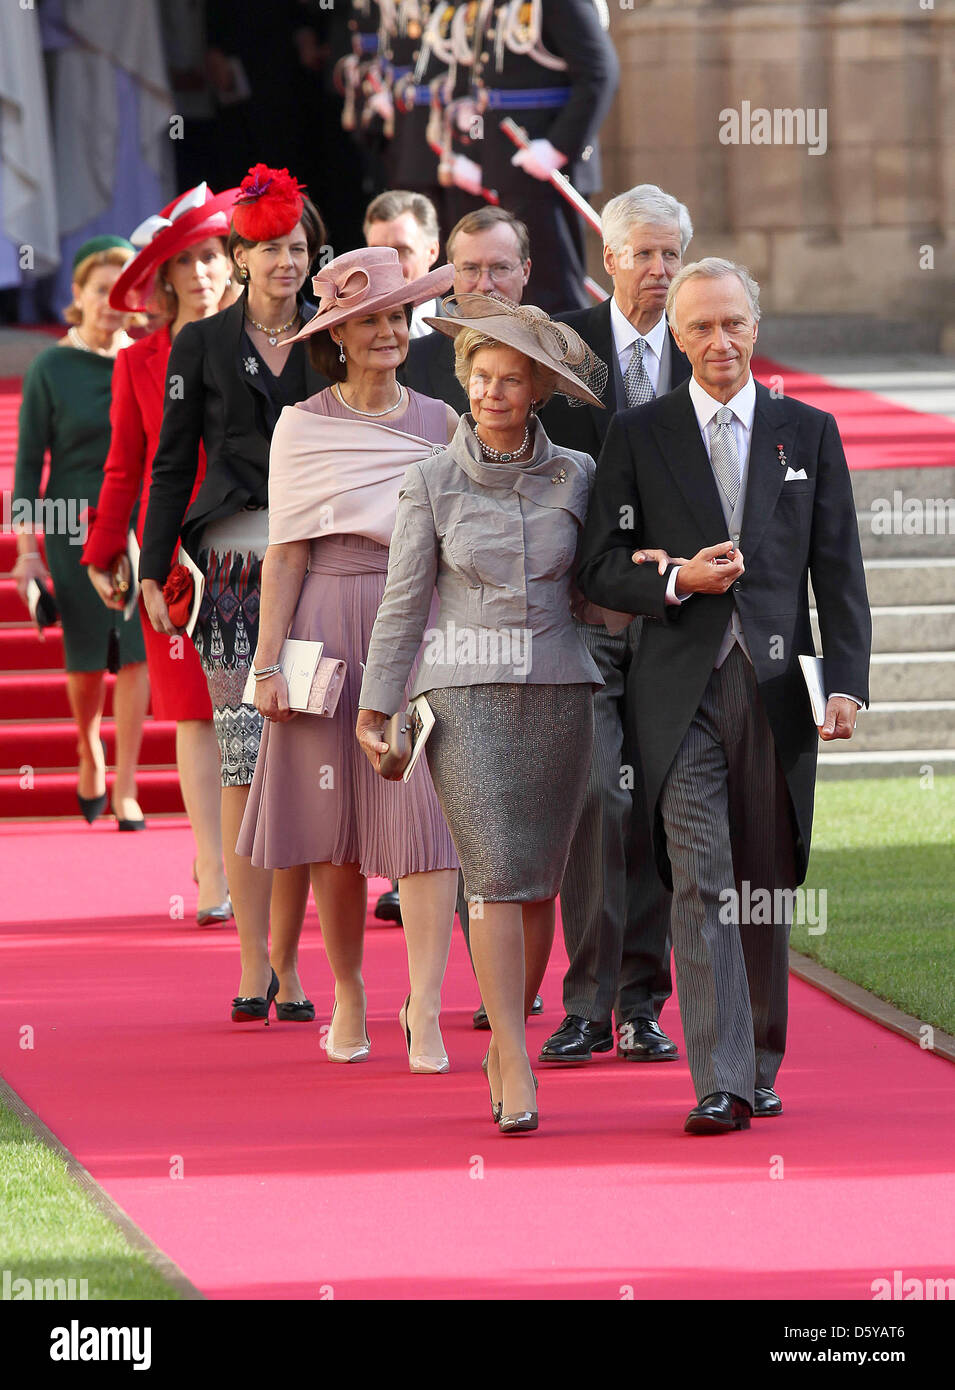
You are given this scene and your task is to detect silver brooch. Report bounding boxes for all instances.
[244,356,259,376]
[551,468,567,485]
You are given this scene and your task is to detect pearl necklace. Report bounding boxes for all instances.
[475,422,531,464]
[333,382,405,417]
[66,326,127,358]
[245,310,299,347]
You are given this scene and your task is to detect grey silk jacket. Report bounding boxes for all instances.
[358,416,604,715]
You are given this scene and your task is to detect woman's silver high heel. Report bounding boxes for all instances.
[498,1067,539,1134]
[399,994,449,1074]
[325,998,370,1063]
[482,1048,502,1123]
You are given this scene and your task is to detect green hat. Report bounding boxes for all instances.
[72,235,135,272]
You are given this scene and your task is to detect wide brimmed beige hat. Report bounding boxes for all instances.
[423,292,608,408]
[288,247,454,343]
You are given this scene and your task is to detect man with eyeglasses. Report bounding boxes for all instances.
[401,206,531,410]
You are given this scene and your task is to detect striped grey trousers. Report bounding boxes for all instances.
[659,647,795,1107]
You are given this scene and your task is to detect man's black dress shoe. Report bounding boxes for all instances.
[473,994,543,1030]
[374,885,402,924]
[754,1086,783,1117]
[539,1015,614,1063]
[684,1092,753,1135]
[616,1017,678,1061]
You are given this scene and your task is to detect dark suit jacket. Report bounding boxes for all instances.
[473,0,619,197]
[576,379,871,886]
[540,299,691,457]
[139,293,327,578]
[399,329,467,412]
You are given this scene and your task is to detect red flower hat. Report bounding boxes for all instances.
[109,183,239,312]
[231,164,307,243]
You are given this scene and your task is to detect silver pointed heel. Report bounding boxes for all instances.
[325,999,370,1063]
[399,993,449,1074]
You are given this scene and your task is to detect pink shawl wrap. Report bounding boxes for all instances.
[267,403,444,547]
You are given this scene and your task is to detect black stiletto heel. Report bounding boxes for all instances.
[231,968,279,1025]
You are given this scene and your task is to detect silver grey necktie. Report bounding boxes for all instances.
[709,406,740,509]
[623,337,654,408]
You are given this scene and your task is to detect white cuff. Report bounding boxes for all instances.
[665,566,691,606]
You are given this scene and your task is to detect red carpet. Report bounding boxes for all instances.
[2,819,953,1300]
[751,355,955,469]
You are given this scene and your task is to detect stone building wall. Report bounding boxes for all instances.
[599,0,953,344]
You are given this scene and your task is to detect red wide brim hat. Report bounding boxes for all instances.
[109,184,240,313]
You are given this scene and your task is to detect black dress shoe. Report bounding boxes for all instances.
[684,1092,752,1135]
[77,790,107,824]
[754,1086,783,1117]
[539,1014,614,1063]
[374,887,402,924]
[474,994,543,1030]
[616,1017,678,1062]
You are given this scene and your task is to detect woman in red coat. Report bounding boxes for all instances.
[83,185,237,922]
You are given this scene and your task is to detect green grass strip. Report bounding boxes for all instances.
[794,775,955,1035]
[0,1099,182,1301]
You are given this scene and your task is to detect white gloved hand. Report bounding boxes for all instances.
[450,154,483,195]
[510,139,567,181]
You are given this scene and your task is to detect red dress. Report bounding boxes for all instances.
[81,326,212,720]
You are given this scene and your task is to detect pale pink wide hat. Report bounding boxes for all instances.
[288,247,454,343]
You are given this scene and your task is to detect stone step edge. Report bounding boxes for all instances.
[789,951,955,1066]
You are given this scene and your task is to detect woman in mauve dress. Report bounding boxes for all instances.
[237,248,461,1072]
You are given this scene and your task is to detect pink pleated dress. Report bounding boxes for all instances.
[235,387,459,876]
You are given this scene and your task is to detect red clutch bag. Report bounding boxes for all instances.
[163,564,195,628]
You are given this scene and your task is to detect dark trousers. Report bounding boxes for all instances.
[557,619,673,1023]
[659,647,795,1106]
[508,187,590,313]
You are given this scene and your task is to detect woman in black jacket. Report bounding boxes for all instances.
[140,165,329,1025]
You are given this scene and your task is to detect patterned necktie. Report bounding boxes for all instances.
[623,337,654,408]
[709,406,740,509]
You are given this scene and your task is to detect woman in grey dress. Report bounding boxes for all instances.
[357,293,609,1133]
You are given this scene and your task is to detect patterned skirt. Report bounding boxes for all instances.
[194,509,269,787]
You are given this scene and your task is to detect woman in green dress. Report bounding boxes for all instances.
[12,236,150,827]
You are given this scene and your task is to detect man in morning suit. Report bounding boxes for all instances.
[577,259,871,1133]
[539,185,696,1066]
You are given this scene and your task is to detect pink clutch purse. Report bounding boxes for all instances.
[305,657,348,717]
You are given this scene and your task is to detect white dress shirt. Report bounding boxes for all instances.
[610,295,669,397]
[410,297,438,339]
[665,375,756,605]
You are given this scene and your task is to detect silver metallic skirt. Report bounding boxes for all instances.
[424,683,594,903]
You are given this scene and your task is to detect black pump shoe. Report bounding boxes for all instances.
[274,999,316,1022]
[231,968,279,1025]
[77,790,107,824]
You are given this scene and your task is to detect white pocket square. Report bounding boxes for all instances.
[784,467,808,481]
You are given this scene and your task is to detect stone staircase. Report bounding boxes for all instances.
[814,464,955,779]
